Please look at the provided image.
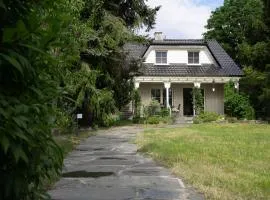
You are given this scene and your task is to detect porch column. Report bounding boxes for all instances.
[193,82,201,117]
[134,81,140,89]
[234,81,239,92]
[164,82,171,108]
[194,82,201,89]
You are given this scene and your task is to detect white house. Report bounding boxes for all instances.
[125,32,243,117]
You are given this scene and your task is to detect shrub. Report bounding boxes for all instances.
[194,112,220,124]
[147,100,161,116]
[133,116,145,124]
[55,109,76,135]
[147,116,160,124]
[161,116,173,124]
[102,114,117,127]
[160,108,170,117]
[225,82,255,119]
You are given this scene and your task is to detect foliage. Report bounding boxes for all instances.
[79,0,159,114]
[146,100,161,116]
[0,0,73,197]
[133,89,142,119]
[204,0,270,119]
[147,116,160,124]
[66,64,116,127]
[160,108,170,117]
[225,82,255,119]
[102,114,118,127]
[55,109,76,135]
[0,0,159,198]
[193,112,220,124]
[192,88,204,115]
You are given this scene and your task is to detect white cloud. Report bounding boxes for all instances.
[142,0,217,39]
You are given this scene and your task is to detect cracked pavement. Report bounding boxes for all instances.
[49,126,204,200]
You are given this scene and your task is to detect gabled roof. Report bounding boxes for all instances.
[124,39,243,77]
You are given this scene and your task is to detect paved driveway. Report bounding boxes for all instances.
[49,126,204,200]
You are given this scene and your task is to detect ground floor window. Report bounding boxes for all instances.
[163,88,173,107]
[151,89,161,103]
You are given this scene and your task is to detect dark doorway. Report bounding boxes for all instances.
[183,88,193,116]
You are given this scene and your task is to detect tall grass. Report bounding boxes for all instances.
[137,124,270,200]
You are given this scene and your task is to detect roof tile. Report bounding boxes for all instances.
[124,39,243,77]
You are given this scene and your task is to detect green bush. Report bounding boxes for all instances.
[161,116,173,124]
[194,112,220,124]
[147,116,160,124]
[160,108,170,117]
[133,116,144,124]
[225,82,255,119]
[102,114,117,127]
[147,100,161,116]
[55,110,76,135]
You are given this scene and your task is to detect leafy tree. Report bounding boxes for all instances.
[77,0,159,125]
[204,0,270,119]
[1,0,158,198]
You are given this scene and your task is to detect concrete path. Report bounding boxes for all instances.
[49,126,204,200]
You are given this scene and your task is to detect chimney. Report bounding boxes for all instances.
[154,32,164,40]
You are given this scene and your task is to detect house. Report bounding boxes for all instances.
[125,32,243,117]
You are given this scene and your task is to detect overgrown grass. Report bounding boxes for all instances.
[54,130,97,156]
[45,130,97,190]
[136,123,270,200]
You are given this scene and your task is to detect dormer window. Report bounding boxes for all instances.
[188,52,199,64]
[156,51,167,64]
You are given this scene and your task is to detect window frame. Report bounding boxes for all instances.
[188,51,200,64]
[151,88,161,103]
[155,51,168,65]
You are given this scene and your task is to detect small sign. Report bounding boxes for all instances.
[77,114,83,119]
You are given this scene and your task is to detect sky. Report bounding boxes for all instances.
[142,0,224,39]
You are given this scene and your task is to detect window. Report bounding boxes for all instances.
[151,89,161,102]
[156,51,167,64]
[188,52,199,64]
[163,88,173,107]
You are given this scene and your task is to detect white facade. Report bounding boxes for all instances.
[144,46,216,65]
[133,33,241,117]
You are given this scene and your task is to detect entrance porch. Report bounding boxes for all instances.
[134,76,240,117]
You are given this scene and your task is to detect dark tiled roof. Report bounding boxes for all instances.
[140,63,227,77]
[151,39,206,45]
[124,39,243,77]
[206,40,243,76]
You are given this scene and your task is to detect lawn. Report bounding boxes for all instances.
[136,123,270,200]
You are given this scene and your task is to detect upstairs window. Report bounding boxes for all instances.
[188,52,199,64]
[156,51,167,64]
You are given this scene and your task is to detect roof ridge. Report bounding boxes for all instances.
[163,39,205,41]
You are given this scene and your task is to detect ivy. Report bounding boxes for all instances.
[192,88,204,115]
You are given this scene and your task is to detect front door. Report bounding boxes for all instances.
[183,88,193,116]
